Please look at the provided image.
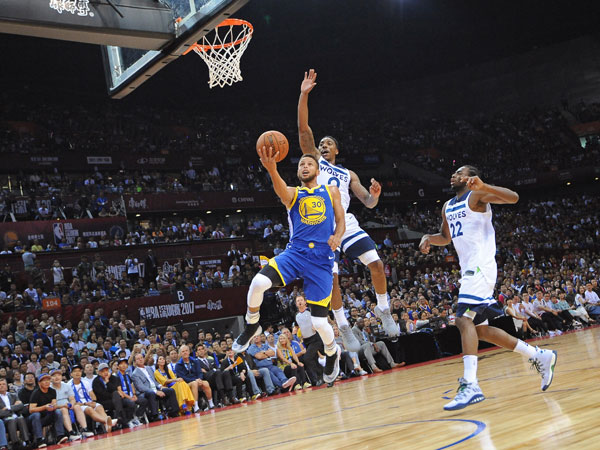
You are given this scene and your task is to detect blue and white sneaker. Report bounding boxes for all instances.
[443,378,485,411]
[529,347,557,391]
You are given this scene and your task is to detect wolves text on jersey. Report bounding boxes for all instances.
[320,163,350,186]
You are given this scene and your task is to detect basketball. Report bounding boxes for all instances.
[256,130,289,162]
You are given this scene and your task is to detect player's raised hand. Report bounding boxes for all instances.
[460,175,485,191]
[369,178,382,198]
[300,69,317,94]
[419,234,431,254]
[327,234,341,252]
[258,146,280,172]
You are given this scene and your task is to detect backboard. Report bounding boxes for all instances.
[101,0,249,99]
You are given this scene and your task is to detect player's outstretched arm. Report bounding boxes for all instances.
[419,201,452,254]
[298,70,320,158]
[349,171,380,209]
[328,186,346,251]
[461,176,519,205]
[258,146,295,208]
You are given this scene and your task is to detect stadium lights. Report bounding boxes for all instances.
[225,214,230,218]
[413,201,417,205]
[207,211,212,214]
[135,214,141,217]
[236,209,242,213]
[566,182,571,186]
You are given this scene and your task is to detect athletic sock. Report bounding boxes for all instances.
[376,293,390,311]
[194,401,199,409]
[462,355,478,383]
[513,339,537,359]
[333,307,349,328]
[208,399,214,408]
[245,310,260,325]
[324,340,337,357]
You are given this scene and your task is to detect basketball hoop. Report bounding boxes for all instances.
[184,18,253,89]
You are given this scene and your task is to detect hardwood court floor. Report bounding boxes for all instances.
[50,327,600,450]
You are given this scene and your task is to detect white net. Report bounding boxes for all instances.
[190,19,253,89]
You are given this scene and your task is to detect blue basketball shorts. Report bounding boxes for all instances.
[268,242,334,307]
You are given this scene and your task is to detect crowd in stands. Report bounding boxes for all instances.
[0,243,266,311]
[2,99,599,206]
[0,193,598,313]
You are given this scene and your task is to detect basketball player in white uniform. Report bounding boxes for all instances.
[419,165,557,410]
[298,70,399,355]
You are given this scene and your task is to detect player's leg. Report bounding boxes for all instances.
[342,215,397,335]
[309,304,340,385]
[345,237,398,337]
[233,259,286,353]
[445,270,499,410]
[443,310,485,411]
[476,324,557,391]
[303,256,341,385]
[331,258,361,352]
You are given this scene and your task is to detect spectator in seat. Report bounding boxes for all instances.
[131,353,179,421]
[276,334,308,390]
[69,365,117,433]
[248,335,296,393]
[533,292,564,334]
[174,345,213,412]
[352,317,399,373]
[195,344,238,406]
[28,373,67,447]
[584,283,600,319]
[154,355,195,415]
[0,377,30,447]
[93,362,138,429]
[49,369,89,440]
[219,349,247,402]
[239,350,275,397]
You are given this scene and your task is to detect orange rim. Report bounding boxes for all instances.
[183,18,253,55]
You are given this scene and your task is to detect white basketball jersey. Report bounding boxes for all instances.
[445,191,497,283]
[317,157,351,213]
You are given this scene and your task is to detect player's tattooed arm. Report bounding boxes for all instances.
[349,171,380,209]
[298,70,320,158]
[419,201,452,254]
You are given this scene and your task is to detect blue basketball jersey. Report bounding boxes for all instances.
[287,184,335,246]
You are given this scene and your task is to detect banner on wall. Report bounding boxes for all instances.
[0,287,249,326]
[0,217,127,249]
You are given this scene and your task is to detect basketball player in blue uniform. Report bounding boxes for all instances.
[298,70,399,354]
[419,165,557,410]
[233,147,346,384]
